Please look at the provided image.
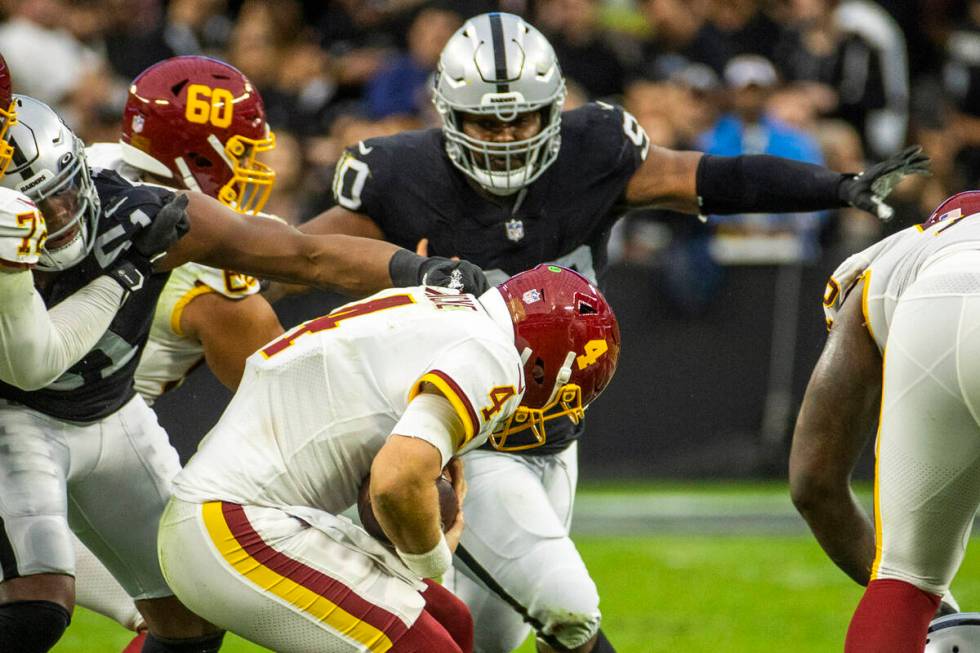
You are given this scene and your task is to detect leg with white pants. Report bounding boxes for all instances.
[158,497,471,653]
[0,395,180,600]
[873,267,980,593]
[447,442,600,652]
[72,532,145,632]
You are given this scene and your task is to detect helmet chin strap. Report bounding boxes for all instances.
[520,347,532,366]
[542,351,575,408]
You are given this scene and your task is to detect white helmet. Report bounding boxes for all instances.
[926,613,980,652]
[0,95,99,271]
[432,12,565,196]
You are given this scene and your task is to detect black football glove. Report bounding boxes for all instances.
[837,145,931,221]
[106,193,190,294]
[389,249,490,295]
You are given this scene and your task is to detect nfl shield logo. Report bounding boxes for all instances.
[132,114,145,134]
[505,218,524,242]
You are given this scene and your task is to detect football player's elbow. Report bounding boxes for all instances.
[2,365,59,391]
[789,462,847,519]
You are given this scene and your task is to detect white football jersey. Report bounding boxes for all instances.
[86,142,260,403]
[172,286,525,513]
[824,210,980,352]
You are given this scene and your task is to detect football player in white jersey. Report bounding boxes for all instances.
[71,55,287,646]
[789,191,980,651]
[156,265,620,653]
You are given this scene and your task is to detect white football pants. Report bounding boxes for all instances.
[447,442,601,651]
[0,394,179,600]
[873,255,980,595]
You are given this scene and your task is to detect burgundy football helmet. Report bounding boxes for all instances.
[490,264,620,451]
[0,53,17,177]
[121,56,275,214]
[923,191,980,229]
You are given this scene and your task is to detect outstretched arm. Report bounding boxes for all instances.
[626,145,930,220]
[160,192,399,296]
[162,193,488,296]
[789,280,881,585]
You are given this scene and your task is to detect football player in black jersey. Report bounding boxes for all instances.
[307,12,930,653]
[0,95,487,653]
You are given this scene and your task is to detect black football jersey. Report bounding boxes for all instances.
[0,170,174,422]
[333,102,648,453]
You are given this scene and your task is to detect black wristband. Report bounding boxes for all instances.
[388,248,424,287]
[105,260,146,294]
[696,154,848,215]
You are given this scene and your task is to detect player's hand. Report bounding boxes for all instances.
[421,258,489,294]
[105,194,190,294]
[444,457,467,507]
[134,193,191,262]
[838,145,931,221]
[444,506,466,553]
[389,249,490,295]
[0,202,46,270]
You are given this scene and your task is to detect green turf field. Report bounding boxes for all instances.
[54,483,976,652]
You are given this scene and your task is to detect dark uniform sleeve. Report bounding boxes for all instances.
[330,129,459,250]
[566,101,649,202]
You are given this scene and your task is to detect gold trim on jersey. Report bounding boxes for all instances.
[170,284,216,337]
[870,347,887,580]
[860,270,876,343]
[409,372,477,445]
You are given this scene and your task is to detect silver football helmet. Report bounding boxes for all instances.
[432,12,565,196]
[926,613,980,652]
[0,95,99,270]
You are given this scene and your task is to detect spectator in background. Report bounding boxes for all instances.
[699,55,827,263]
[638,0,732,78]
[941,0,980,187]
[103,0,176,81]
[774,0,909,159]
[537,0,626,99]
[366,6,462,119]
[163,0,232,56]
[710,0,787,62]
[0,0,104,110]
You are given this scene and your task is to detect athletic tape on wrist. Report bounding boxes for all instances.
[396,534,452,579]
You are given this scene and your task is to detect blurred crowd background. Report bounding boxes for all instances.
[4,0,978,474]
[2,0,973,267]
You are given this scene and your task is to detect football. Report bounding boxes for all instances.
[357,474,459,543]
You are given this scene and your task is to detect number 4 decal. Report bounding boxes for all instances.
[576,339,609,370]
[481,386,516,421]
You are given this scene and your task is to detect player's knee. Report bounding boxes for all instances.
[531,574,601,649]
[0,600,72,652]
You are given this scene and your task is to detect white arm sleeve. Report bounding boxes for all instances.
[0,270,124,390]
[390,392,465,468]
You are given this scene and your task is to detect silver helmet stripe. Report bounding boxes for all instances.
[489,13,510,93]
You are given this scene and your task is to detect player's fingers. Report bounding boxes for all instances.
[415,238,428,256]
